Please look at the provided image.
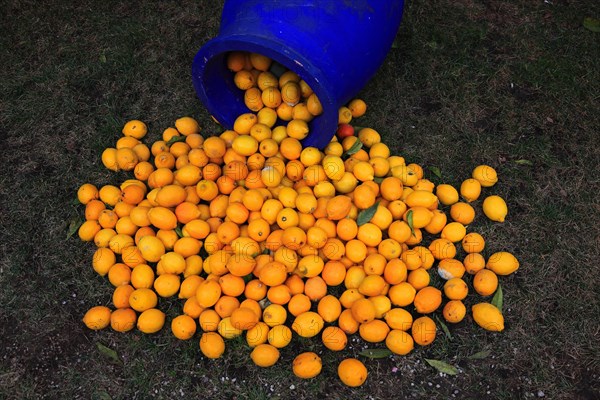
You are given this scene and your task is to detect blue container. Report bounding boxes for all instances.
[192,0,404,149]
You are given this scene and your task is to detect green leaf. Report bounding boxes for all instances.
[72,197,82,206]
[468,350,491,360]
[93,391,112,400]
[583,17,600,33]
[99,53,107,63]
[373,177,384,184]
[514,159,533,166]
[359,348,392,359]
[491,284,503,312]
[66,217,83,240]
[391,38,400,49]
[96,343,120,364]
[429,166,442,179]
[166,135,186,146]
[435,315,453,340]
[425,359,459,375]
[357,201,380,226]
[343,140,363,158]
[406,209,415,235]
[175,226,184,238]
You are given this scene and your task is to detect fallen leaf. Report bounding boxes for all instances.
[96,343,121,364]
[468,350,491,360]
[429,166,442,179]
[491,284,503,312]
[425,359,459,375]
[583,17,600,33]
[435,315,453,340]
[66,217,83,240]
[357,202,380,226]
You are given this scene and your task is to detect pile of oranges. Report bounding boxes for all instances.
[77,53,519,387]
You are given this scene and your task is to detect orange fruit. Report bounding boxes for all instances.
[199,332,225,359]
[383,259,408,285]
[171,315,197,340]
[337,358,368,387]
[250,344,280,367]
[359,319,389,343]
[411,316,436,346]
[444,278,469,300]
[292,352,322,379]
[322,326,348,351]
[443,300,467,323]
[473,269,499,296]
[413,286,442,314]
[386,329,414,355]
[464,252,486,274]
[438,258,466,280]
[384,307,413,331]
[110,308,137,332]
[407,268,430,290]
[388,282,416,307]
[317,295,342,323]
[82,306,111,330]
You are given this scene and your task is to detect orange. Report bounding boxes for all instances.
[460,178,481,202]
[358,275,386,296]
[383,259,408,285]
[108,263,131,287]
[407,268,430,290]
[462,232,485,253]
[411,316,436,346]
[267,324,292,348]
[288,293,312,317]
[199,332,225,359]
[388,282,416,307]
[262,304,287,327]
[387,220,412,244]
[384,307,413,331]
[198,309,221,332]
[351,298,376,324]
[322,326,347,352]
[230,307,259,331]
[303,276,327,301]
[281,226,306,250]
[386,329,414,355]
[82,306,111,330]
[473,269,499,296]
[129,288,158,312]
[292,311,324,338]
[317,295,342,323]
[292,352,322,379]
[464,253,486,274]
[250,344,280,367]
[450,202,475,225]
[110,308,137,332]
[359,319,389,343]
[444,277,469,300]
[171,315,197,340]
[438,258,466,280]
[428,238,457,260]
[443,300,467,323]
[413,286,442,314]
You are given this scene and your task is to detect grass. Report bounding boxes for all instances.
[1,0,599,398]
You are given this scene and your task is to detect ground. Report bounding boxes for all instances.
[1,0,599,399]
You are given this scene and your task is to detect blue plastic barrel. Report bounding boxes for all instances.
[192,0,404,149]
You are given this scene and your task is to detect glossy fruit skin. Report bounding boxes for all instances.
[336,124,355,139]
